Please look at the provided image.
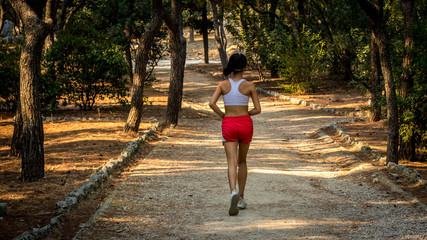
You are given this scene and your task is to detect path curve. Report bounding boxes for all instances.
[74,64,427,239]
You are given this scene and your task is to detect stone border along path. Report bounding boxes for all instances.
[42,116,124,121]
[319,123,427,189]
[71,125,176,240]
[191,66,427,191]
[13,119,165,240]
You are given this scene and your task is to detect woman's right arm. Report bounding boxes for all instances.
[209,83,225,118]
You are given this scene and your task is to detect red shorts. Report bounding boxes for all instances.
[222,115,253,143]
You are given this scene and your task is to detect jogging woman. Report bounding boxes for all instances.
[209,53,261,216]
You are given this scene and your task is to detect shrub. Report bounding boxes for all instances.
[0,43,20,111]
[42,23,129,111]
[276,26,326,94]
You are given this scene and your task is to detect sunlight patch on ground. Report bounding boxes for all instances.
[197,218,365,232]
[250,168,338,178]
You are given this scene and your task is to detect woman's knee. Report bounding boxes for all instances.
[238,158,247,165]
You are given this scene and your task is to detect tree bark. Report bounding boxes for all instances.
[357,0,399,164]
[269,0,279,78]
[201,0,209,64]
[9,0,52,181]
[369,30,382,122]
[0,0,5,33]
[124,0,163,133]
[163,0,187,126]
[282,0,300,41]
[399,0,416,161]
[10,97,22,157]
[43,0,58,51]
[189,27,194,43]
[399,0,415,98]
[55,0,70,34]
[210,0,227,68]
[124,26,134,81]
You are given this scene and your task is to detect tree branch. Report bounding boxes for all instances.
[244,0,280,19]
[356,0,378,20]
[63,0,86,30]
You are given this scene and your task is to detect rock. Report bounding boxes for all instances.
[410,173,420,182]
[403,167,412,176]
[0,203,7,216]
[0,20,14,42]
[417,179,426,187]
[390,173,399,179]
[387,162,397,169]
[372,178,379,183]
[361,146,371,153]
[372,162,379,166]
[394,164,406,171]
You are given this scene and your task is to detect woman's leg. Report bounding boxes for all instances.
[223,141,238,193]
[237,142,250,196]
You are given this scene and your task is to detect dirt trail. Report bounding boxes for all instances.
[74,64,427,239]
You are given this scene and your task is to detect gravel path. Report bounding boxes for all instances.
[74,64,427,239]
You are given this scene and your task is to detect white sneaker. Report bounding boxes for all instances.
[229,190,240,216]
[238,198,247,209]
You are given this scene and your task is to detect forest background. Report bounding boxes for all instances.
[0,0,426,238]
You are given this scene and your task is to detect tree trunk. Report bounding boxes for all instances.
[201,0,209,64]
[399,0,415,98]
[43,0,57,51]
[0,0,5,32]
[282,1,300,41]
[55,0,70,34]
[358,0,399,164]
[11,97,22,157]
[374,9,399,165]
[399,0,416,161]
[9,0,52,181]
[124,0,163,133]
[210,0,227,68]
[269,0,279,78]
[369,30,382,122]
[189,27,194,43]
[164,0,186,126]
[125,44,133,82]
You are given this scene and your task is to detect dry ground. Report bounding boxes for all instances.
[192,62,427,206]
[74,63,427,239]
[1,32,426,239]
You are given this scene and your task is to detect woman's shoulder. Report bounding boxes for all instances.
[218,79,231,87]
[241,80,255,88]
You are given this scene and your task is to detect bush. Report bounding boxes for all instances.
[42,22,129,111]
[0,43,20,111]
[399,19,427,158]
[276,26,326,94]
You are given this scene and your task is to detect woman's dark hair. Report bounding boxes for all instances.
[223,53,247,77]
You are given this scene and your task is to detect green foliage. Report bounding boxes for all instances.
[183,0,213,34]
[399,14,427,153]
[0,43,20,111]
[226,3,276,80]
[276,26,326,94]
[42,19,129,111]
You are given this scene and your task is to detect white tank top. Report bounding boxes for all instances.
[223,78,249,106]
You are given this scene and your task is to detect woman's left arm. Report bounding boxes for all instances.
[248,83,261,116]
